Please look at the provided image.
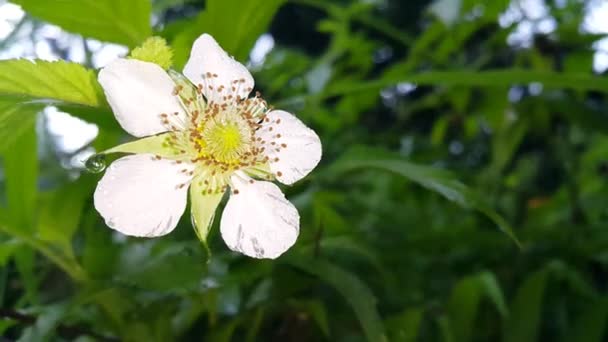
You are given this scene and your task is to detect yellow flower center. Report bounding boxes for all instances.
[160,71,278,195]
[198,118,251,165]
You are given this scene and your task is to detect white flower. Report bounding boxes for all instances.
[93,34,322,259]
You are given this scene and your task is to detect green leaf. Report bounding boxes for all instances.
[285,256,387,342]
[563,297,608,342]
[11,0,151,47]
[0,239,21,267]
[446,272,507,342]
[385,308,423,342]
[0,99,42,154]
[0,59,103,106]
[17,303,68,341]
[2,112,37,230]
[116,241,207,291]
[503,269,549,342]
[14,248,38,303]
[290,299,331,337]
[189,180,223,248]
[37,176,97,253]
[325,69,608,99]
[172,0,286,67]
[477,272,508,317]
[329,146,521,246]
[447,276,482,342]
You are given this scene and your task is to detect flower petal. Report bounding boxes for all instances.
[94,154,193,237]
[257,110,322,185]
[98,59,186,137]
[183,34,254,103]
[220,174,299,259]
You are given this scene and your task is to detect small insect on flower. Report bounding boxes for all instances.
[94,34,322,259]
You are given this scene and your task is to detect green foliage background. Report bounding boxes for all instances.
[0,0,607,340]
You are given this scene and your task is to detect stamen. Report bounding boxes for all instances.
[162,70,277,192]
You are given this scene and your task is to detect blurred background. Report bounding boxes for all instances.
[1,0,608,340]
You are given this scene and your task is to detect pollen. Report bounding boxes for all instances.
[163,71,278,195]
[199,119,249,164]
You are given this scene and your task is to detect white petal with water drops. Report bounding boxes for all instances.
[220,174,299,259]
[183,34,254,103]
[94,154,193,237]
[98,59,186,137]
[257,110,322,185]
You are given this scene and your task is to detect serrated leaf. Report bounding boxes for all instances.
[329,146,521,246]
[11,0,151,47]
[285,256,387,342]
[0,59,103,106]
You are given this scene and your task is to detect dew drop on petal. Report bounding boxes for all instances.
[84,153,107,173]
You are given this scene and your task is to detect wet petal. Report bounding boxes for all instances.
[257,110,322,185]
[98,58,186,137]
[220,174,299,259]
[183,34,254,103]
[94,154,193,237]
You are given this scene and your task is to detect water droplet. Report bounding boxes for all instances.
[84,153,107,173]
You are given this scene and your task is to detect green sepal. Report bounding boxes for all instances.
[168,69,206,114]
[190,178,224,256]
[103,133,182,159]
[244,162,275,181]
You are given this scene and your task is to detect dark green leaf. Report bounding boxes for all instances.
[172,0,286,66]
[285,256,387,342]
[503,269,549,342]
[329,146,521,246]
